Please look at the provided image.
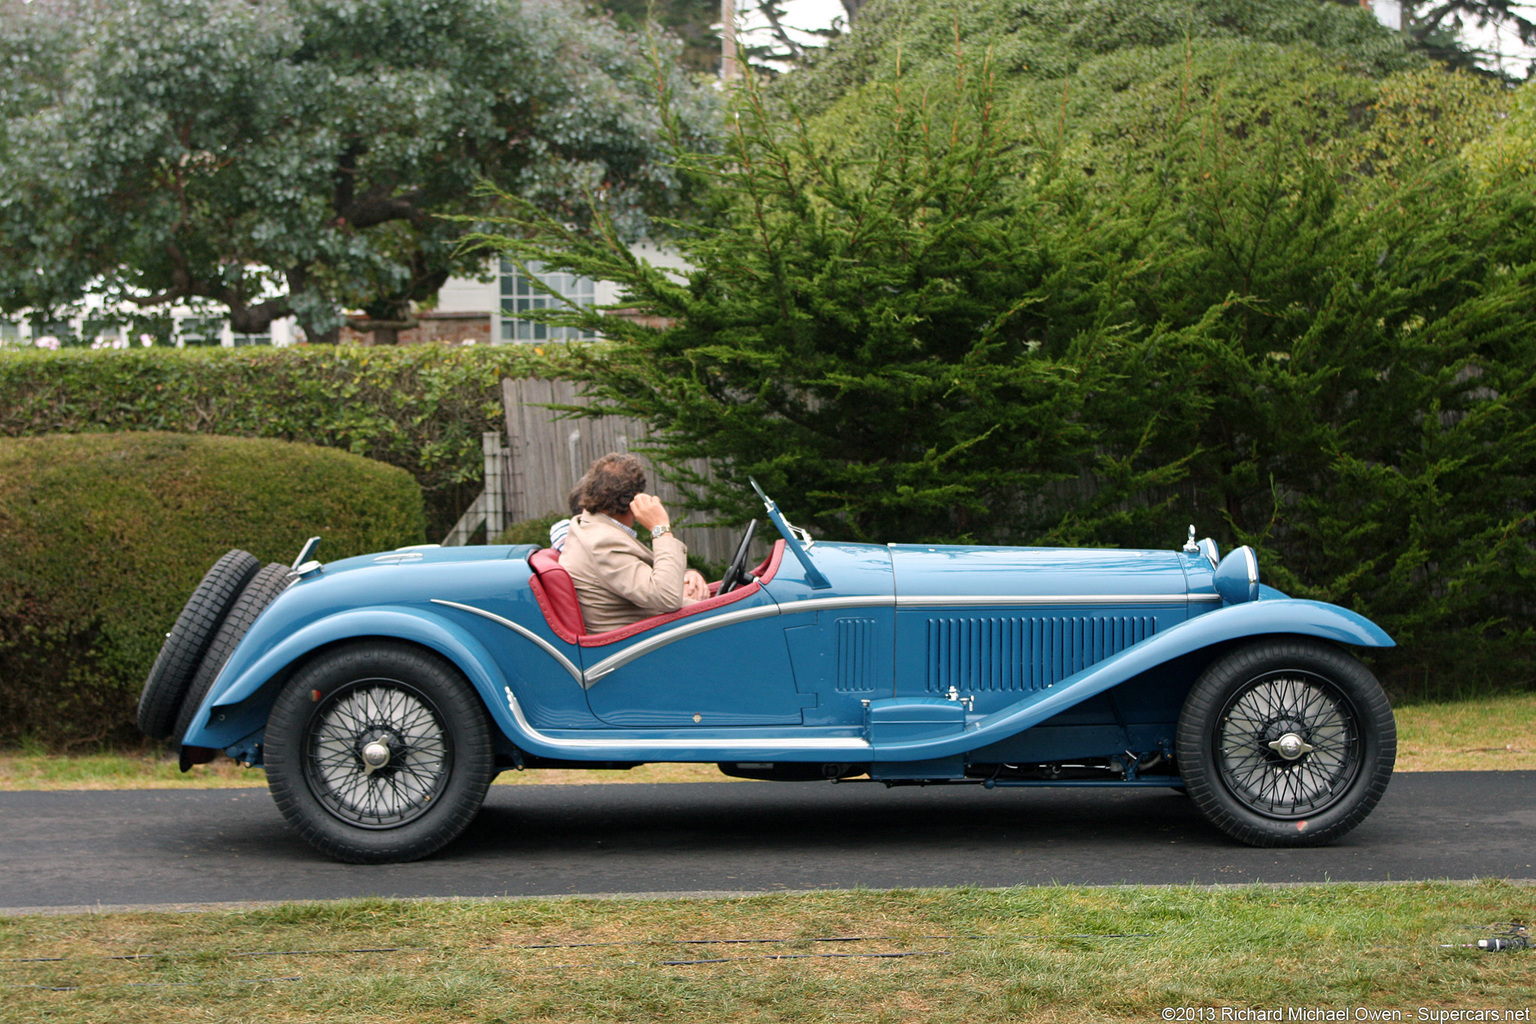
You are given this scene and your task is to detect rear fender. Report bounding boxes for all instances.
[179,607,519,750]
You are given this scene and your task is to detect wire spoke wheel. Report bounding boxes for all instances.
[1215,671,1361,819]
[1177,639,1395,847]
[266,643,495,863]
[305,680,453,829]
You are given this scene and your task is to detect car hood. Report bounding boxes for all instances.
[888,544,1194,600]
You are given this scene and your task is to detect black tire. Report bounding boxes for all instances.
[171,562,295,744]
[264,642,496,864]
[1176,638,1395,847]
[138,549,261,741]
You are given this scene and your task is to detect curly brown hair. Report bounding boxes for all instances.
[582,453,645,516]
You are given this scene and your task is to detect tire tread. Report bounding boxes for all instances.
[137,549,261,740]
[171,562,294,744]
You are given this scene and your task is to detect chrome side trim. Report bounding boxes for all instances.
[776,595,897,613]
[583,602,786,683]
[430,599,586,687]
[895,594,1219,607]
[505,690,870,753]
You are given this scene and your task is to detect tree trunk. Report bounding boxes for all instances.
[840,0,870,22]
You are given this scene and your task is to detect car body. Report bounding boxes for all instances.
[146,485,1397,863]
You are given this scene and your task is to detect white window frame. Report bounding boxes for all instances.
[497,259,596,343]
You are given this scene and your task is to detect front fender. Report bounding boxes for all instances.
[180,606,521,750]
[872,597,1394,761]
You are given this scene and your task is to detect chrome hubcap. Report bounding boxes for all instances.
[1267,731,1313,761]
[361,738,391,775]
[305,682,451,829]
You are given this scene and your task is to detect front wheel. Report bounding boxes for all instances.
[1176,639,1395,847]
[265,643,496,863]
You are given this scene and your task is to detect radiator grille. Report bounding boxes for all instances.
[835,617,878,692]
[925,615,1155,694]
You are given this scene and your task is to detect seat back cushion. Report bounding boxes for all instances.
[528,548,586,642]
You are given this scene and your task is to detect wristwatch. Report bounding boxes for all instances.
[650,524,671,539]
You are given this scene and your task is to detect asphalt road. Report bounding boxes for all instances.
[1,771,1532,913]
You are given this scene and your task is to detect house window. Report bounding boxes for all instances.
[0,321,20,346]
[499,259,595,342]
[179,317,225,347]
[232,332,271,347]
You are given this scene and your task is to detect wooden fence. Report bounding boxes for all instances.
[443,378,740,564]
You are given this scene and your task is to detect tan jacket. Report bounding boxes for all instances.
[561,511,689,634]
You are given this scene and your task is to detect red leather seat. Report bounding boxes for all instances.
[527,549,585,643]
[527,540,787,647]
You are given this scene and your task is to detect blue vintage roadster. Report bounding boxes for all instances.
[139,483,1396,863]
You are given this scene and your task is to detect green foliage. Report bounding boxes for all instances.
[0,0,715,340]
[598,0,723,74]
[484,61,1133,544]
[0,432,426,747]
[481,28,1536,694]
[0,344,575,539]
[781,0,1419,117]
[1462,77,1536,179]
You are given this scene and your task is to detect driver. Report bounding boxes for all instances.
[560,453,711,633]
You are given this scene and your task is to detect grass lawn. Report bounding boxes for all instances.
[1,692,1532,791]
[1393,693,1536,772]
[0,751,728,790]
[2,883,1532,1023]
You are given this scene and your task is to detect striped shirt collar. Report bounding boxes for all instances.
[591,511,638,540]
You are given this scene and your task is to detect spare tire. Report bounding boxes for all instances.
[172,562,296,745]
[137,549,261,741]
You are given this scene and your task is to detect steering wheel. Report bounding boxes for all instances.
[717,519,759,595]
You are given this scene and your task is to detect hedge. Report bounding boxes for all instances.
[0,345,577,539]
[0,432,426,748]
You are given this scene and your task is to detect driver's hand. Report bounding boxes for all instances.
[683,569,710,604]
[629,493,670,531]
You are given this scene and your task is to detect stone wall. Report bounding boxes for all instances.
[340,310,493,346]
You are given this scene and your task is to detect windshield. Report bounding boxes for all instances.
[749,479,831,589]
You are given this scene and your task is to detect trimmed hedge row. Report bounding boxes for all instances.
[0,432,426,747]
[0,345,577,539]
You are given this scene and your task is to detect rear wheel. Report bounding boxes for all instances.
[265,643,495,863]
[1176,639,1395,847]
[138,549,260,741]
